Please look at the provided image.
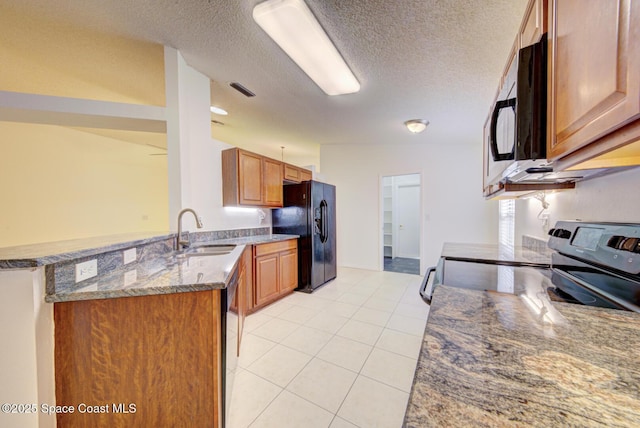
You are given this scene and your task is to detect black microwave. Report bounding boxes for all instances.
[486,36,548,184]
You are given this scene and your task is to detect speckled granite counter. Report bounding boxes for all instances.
[441,242,552,266]
[46,244,247,302]
[0,232,173,269]
[46,233,299,302]
[0,230,298,302]
[404,285,640,427]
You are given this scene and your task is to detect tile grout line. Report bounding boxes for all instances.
[236,269,427,428]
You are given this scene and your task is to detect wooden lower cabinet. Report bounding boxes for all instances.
[250,239,298,312]
[230,246,252,354]
[238,246,252,351]
[54,290,223,428]
[255,252,280,306]
[279,249,298,293]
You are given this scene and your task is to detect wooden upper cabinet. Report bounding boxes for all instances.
[223,147,314,206]
[520,0,547,48]
[284,163,301,182]
[548,0,640,162]
[263,157,283,207]
[222,148,283,208]
[284,163,313,183]
[238,150,263,205]
[300,169,312,181]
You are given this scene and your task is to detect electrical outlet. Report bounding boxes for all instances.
[75,259,98,283]
[124,269,137,286]
[123,248,137,265]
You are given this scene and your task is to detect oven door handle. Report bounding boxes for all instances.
[419,266,437,304]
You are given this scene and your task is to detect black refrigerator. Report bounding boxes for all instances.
[272,181,336,292]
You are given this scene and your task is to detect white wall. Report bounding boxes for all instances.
[321,142,499,273]
[1,8,168,247]
[515,167,640,241]
[165,48,270,233]
[0,269,55,428]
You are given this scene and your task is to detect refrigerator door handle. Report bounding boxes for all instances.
[324,202,328,243]
[320,200,328,243]
[314,207,322,237]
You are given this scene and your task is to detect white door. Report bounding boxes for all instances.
[396,184,420,258]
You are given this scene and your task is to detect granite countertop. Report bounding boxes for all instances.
[0,232,174,269]
[46,244,247,302]
[45,234,299,302]
[404,285,640,427]
[194,233,300,246]
[441,242,552,266]
[0,232,299,302]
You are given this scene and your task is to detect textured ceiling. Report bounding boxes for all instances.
[3,0,528,156]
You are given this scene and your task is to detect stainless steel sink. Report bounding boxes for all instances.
[191,244,236,255]
[175,244,237,259]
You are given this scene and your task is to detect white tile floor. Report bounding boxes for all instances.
[228,267,430,428]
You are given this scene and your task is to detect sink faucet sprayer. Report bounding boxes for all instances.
[177,208,203,250]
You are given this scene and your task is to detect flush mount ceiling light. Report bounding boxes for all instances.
[210,106,228,115]
[253,0,360,96]
[404,119,429,134]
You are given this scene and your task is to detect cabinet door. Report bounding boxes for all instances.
[263,158,283,207]
[520,0,546,48]
[243,246,254,313]
[300,169,312,181]
[548,0,640,160]
[279,249,298,293]
[54,291,222,427]
[254,254,279,306]
[238,150,263,205]
[236,254,246,355]
[283,164,301,182]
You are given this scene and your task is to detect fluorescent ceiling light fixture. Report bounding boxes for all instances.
[253,0,360,96]
[404,119,429,134]
[210,106,228,115]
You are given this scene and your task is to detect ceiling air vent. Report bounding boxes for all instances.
[230,82,256,97]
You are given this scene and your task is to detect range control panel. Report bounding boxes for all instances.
[548,221,640,275]
[606,236,640,253]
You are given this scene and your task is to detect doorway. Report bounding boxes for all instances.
[381,173,421,275]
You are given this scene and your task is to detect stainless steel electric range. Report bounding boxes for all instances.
[421,221,640,313]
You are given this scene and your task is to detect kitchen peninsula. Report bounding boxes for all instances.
[0,228,298,428]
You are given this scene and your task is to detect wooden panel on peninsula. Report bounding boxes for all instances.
[54,290,222,427]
